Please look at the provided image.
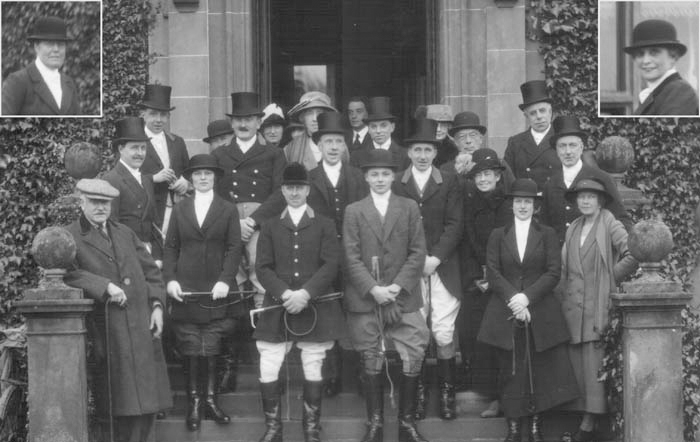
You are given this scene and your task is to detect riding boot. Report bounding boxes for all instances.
[398,374,428,442]
[322,344,342,397]
[437,357,457,420]
[217,342,238,393]
[302,380,323,442]
[203,357,231,424]
[185,357,202,431]
[413,365,428,420]
[259,381,283,442]
[504,417,522,442]
[528,414,543,442]
[360,373,384,442]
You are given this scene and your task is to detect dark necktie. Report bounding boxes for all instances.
[353,134,361,150]
[98,224,111,244]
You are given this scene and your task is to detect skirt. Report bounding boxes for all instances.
[172,318,236,357]
[561,341,607,413]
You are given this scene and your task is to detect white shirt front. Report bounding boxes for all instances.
[562,159,583,188]
[120,159,142,186]
[371,190,391,217]
[373,139,392,151]
[194,190,214,227]
[144,126,170,169]
[323,161,342,187]
[514,217,531,261]
[353,126,369,144]
[309,139,322,163]
[237,136,256,154]
[35,58,62,109]
[288,204,308,226]
[639,68,677,104]
[530,125,551,146]
[411,166,432,193]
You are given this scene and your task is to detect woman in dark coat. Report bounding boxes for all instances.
[478,179,579,442]
[163,154,243,431]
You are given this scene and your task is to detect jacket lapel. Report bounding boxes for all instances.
[421,168,443,201]
[311,167,332,205]
[27,63,59,114]
[146,141,164,170]
[59,74,74,113]
[79,216,116,260]
[503,224,521,264]
[116,162,147,206]
[399,169,422,200]
[359,197,384,242]
[636,72,681,115]
[199,195,224,233]
[382,195,401,242]
[522,223,543,263]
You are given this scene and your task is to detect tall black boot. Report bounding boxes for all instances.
[398,374,428,442]
[360,373,384,442]
[437,357,457,420]
[528,414,543,442]
[504,417,522,442]
[259,381,283,442]
[413,365,428,420]
[203,357,231,424]
[302,380,323,442]
[185,357,202,431]
[322,343,342,397]
[217,338,238,393]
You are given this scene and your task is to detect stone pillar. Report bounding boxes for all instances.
[611,220,691,442]
[14,227,94,442]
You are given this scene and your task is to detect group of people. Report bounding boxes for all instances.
[63,77,638,442]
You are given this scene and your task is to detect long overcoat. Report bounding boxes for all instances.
[503,127,559,190]
[634,72,699,116]
[1,62,80,115]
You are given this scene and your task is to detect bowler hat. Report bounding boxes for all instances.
[565,178,611,206]
[183,154,224,180]
[550,115,587,148]
[624,19,687,57]
[261,103,287,129]
[76,179,119,200]
[202,119,234,143]
[312,112,347,144]
[519,80,551,110]
[27,16,72,42]
[288,91,337,120]
[424,104,453,122]
[227,92,264,118]
[449,111,486,136]
[364,97,397,122]
[140,84,175,112]
[282,163,309,185]
[112,117,150,146]
[404,119,440,146]
[360,149,397,171]
[468,148,505,177]
[506,178,541,199]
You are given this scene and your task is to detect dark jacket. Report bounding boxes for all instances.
[349,140,411,170]
[634,72,699,116]
[345,129,373,154]
[2,62,80,115]
[308,163,369,236]
[163,194,243,322]
[503,127,560,190]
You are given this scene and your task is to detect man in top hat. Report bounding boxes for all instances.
[138,84,191,239]
[103,117,163,264]
[624,19,699,116]
[345,96,373,154]
[260,103,287,148]
[349,96,411,171]
[254,162,345,442]
[203,119,235,150]
[2,16,81,116]
[284,91,339,171]
[541,116,632,243]
[415,104,458,167]
[503,80,560,190]
[393,118,463,421]
[343,149,429,442]
[64,178,171,442]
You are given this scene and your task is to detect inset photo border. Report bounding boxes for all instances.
[598,0,700,117]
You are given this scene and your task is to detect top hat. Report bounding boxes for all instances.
[506,178,541,199]
[261,103,287,129]
[360,149,397,171]
[27,16,72,42]
[565,177,611,206]
[202,119,234,143]
[112,117,150,146]
[519,80,551,110]
[183,154,224,180]
[424,104,453,122]
[365,97,397,123]
[404,119,440,146]
[312,111,347,144]
[140,84,175,112]
[469,148,505,177]
[624,19,687,57]
[288,91,337,120]
[550,115,587,148]
[282,162,310,185]
[76,179,119,200]
[449,111,487,136]
[227,92,264,118]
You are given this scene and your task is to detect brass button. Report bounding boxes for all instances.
[123,277,131,286]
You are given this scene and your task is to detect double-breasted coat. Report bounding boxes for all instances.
[254,207,345,342]
[64,215,171,417]
[634,72,699,116]
[1,62,81,115]
[503,128,560,190]
[162,194,244,322]
[308,163,369,237]
[349,140,411,170]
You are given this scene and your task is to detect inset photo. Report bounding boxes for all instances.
[599,0,699,117]
[1,1,102,117]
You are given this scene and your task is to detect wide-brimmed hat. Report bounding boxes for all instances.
[449,111,487,136]
[624,19,687,57]
[76,179,119,200]
[565,178,611,206]
[360,149,397,171]
[288,91,337,121]
[312,112,347,144]
[112,117,150,146]
[27,16,72,42]
[282,163,309,185]
[184,154,224,180]
[226,92,264,118]
[550,115,587,148]
[519,80,551,111]
[140,84,175,112]
[506,178,541,199]
[469,148,505,177]
[404,119,440,146]
[260,103,286,129]
[364,96,396,122]
[202,119,234,143]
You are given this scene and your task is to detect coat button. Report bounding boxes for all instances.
[294,272,299,277]
[254,169,259,174]
[565,206,570,210]
[233,194,238,199]
[526,167,531,172]
[233,182,238,186]
[137,204,142,209]
[232,169,237,173]
[123,277,131,286]
[294,258,298,263]
[294,245,299,249]
[294,232,298,236]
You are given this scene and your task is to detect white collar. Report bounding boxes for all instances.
[323,160,342,173]
[373,139,392,150]
[287,204,308,225]
[411,165,432,180]
[514,217,531,230]
[530,125,550,142]
[194,189,214,203]
[640,68,678,103]
[35,58,60,79]
[354,126,369,140]
[119,159,141,175]
[370,189,391,202]
[562,159,583,186]
[144,126,165,140]
[237,136,256,152]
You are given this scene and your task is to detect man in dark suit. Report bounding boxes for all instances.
[343,149,429,442]
[503,80,560,190]
[345,96,373,154]
[64,178,171,442]
[393,118,463,421]
[2,16,81,116]
[349,96,410,170]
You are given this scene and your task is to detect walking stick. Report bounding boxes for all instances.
[425,275,437,360]
[248,292,344,328]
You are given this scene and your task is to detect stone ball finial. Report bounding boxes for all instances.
[596,136,634,174]
[31,227,76,270]
[628,220,674,263]
[64,142,102,180]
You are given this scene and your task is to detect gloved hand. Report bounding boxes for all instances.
[381,301,403,325]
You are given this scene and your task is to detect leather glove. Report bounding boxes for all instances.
[381,302,403,325]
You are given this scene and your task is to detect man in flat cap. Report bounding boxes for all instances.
[284,91,339,171]
[64,178,171,442]
[2,16,81,116]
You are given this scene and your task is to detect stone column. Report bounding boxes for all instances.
[14,227,94,442]
[611,220,691,442]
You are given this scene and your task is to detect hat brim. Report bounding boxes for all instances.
[28,34,72,42]
[140,102,176,112]
[202,130,234,143]
[468,162,505,178]
[360,162,398,171]
[81,192,116,201]
[260,115,286,129]
[289,103,337,120]
[550,131,587,148]
[312,129,346,144]
[364,114,397,123]
[449,125,487,136]
[112,136,151,145]
[183,165,224,180]
[564,188,611,206]
[623,41,687,56]
[226,111,265,118]
[404,138,440,146]
[518,98,552,111]
[281,180,310,186]
[505,191,542,199]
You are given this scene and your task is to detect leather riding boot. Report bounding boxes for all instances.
[413,366,428,420]
[360,373,384,442]
[203,357,231,424]
[217,351,238,393]
[185,357,202,431]
[398,374,428,442]
[259,381,283,442]
[322,344,342,397]
[302,380,323,442]
[437,357,457,420]
[528,414,543,442]
[504,417,522,442]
